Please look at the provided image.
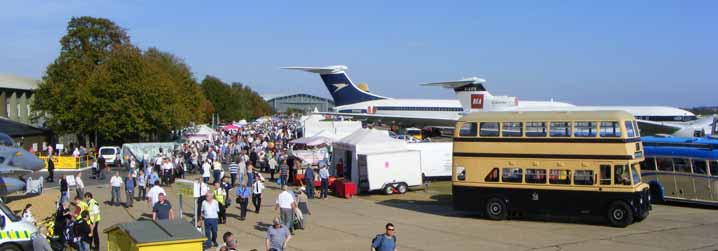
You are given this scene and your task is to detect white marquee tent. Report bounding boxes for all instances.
[331,128,408,183]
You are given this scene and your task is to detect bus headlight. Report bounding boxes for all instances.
[457,166,466,181]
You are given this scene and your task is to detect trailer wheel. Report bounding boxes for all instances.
[397,183,408,194]
[384,184,394,195]
[607,200,633,228]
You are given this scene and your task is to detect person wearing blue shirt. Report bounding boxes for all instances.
[149,171,160,186]
[304,166,315,199]
[371,223,397,251]
[137,169,147,201]
[125,173,135,207]
[236,183,251,220]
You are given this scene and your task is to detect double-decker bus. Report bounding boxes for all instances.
[452,111,651,227]
[640,136,718,206]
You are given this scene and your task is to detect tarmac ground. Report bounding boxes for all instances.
[7,167,718,251]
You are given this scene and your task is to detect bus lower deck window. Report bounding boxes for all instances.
[485,168,499,182]
[574,170,594,185]
[673,158,691,173]
[525,169,546,183]
[614,165,631,185]
[710,161,718,176]
[600,165,611,185]
[549,169,571,184]
[692,159,708,175]
[656,158,674,172]
[502,168,523,182]
[640,158,657,171]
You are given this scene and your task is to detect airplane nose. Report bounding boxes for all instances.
[0,177,26,195]
[14,149,45,171]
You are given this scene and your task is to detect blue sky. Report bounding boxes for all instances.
[1,0,715,107]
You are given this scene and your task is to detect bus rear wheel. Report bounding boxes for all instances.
[607,201,634,228]
[0,243,22,251]
[485,198,507,220]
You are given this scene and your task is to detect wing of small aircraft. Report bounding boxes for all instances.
[0,164,34,176]
[314,111,459,127]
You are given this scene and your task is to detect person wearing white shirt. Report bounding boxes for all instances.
[110,172,123,206]
[75,172,85,199]
[319,164,330,199]
[202,160,211,183]
[21,204,34,225]
[201,192,220,248]
[146,181,166,207]
[252,176,265,213]
[274,185,296,234]
[72,148,80,158]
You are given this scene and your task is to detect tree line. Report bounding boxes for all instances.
[32,16,271,144]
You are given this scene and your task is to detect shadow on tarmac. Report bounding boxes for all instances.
[254,221,271,232]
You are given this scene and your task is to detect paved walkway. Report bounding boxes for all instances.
[13,170,718,251]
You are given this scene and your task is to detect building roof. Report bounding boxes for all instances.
[265,93,334,104]
[0,117,49,137]
[103,219,205,245]
[0,74,39,91]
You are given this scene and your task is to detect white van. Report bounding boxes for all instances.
[0,202,37,251]
[98,146,121,166]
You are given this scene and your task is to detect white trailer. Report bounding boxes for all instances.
[407,142,453,179]
[357,150,423,194]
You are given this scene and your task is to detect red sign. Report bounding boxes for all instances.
[471,94,484,109]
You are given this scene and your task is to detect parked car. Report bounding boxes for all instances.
[98,146,121,166]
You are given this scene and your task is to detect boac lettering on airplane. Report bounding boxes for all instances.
[471,94,484,109]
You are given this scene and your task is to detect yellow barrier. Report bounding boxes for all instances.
[37,154,95,170]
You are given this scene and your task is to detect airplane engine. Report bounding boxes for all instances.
[0,177,26,195]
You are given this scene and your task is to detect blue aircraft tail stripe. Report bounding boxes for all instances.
[319,73,386,106]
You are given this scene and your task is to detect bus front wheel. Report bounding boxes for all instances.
[607,201,634,228]
[485,198,508,220]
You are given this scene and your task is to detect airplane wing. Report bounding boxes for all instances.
[0,164,34,176]
[314,112,459,127]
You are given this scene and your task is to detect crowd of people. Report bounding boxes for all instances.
[33,116,397,251]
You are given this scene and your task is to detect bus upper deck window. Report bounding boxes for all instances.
[631,164,641,184]
[599,121,621,137]
[459,122,477,137]
[550,122,571,137]
[600,165,611,185]
[710,161,718,177]
[526,122,547,137]
[502,122,523,137]
[574,122,597,137]
[485,168,499,182]
[479,122,499,137]
[614,165,631,185]
[625,121,636,137]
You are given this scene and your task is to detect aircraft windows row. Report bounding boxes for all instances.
[635,115,698,122]
[375,106,463,112]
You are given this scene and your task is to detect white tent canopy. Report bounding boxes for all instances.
[332,129,408,183]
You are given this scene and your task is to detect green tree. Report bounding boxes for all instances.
[201,76,272,122]
[33,17,212,144]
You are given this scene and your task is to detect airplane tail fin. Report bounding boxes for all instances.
[282,65,387,106]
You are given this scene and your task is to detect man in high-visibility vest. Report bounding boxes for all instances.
[85,192,101,251]
[213,182,227,224]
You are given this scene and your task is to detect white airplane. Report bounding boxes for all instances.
[282,65,712,136]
